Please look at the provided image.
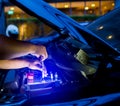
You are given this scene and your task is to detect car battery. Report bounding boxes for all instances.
[24,80,61,98]
[23,71,61,98]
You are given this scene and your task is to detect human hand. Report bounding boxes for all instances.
[28,60,42,70]
[28,60,48,77]
[32,45,48,61]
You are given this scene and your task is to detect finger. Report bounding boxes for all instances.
[44,52,48,59]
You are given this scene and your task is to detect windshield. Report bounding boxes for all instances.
[87,7,120,51]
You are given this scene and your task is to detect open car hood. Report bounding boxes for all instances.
[10,0,120,56]
[1,1,120,105]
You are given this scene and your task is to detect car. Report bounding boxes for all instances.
[1,0,120,105]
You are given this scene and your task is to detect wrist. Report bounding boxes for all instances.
[22,60,31,68]
[29,44,37,56]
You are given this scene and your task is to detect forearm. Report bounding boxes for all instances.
[0,34,36,59]
[0,59,29,69]
[0,34,48,60]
